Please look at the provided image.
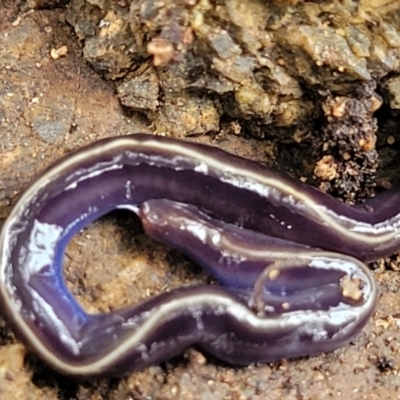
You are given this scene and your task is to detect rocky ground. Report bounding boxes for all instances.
[1,1,400,399]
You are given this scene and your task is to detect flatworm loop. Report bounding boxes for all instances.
[0,133,391,376]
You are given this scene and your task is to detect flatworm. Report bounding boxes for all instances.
[0,133,391,376]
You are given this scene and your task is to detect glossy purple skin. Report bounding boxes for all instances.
[0,134,384,376]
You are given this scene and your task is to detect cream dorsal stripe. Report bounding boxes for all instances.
[0,133,386,376]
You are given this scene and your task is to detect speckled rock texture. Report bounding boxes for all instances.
[60,0,400,200]
[1,1,400,399]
